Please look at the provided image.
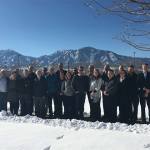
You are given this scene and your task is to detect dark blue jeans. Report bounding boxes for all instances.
[0,92,7,111]
[75,92,86,119]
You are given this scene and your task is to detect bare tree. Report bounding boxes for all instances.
[84,0,150,51]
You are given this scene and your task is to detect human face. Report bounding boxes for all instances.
[89,65,94,74]
[78,68,84,75]
[119,70,126,78]
[23,70,29,77]
[142,64,148,73]
[59,63,63,70]
[128,67,134,74]
[107,70,114,80]
[49,67,54,75]
[94,69,99,78]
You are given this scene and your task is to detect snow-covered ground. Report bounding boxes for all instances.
[0,98,149,150]
[0,113,150,150]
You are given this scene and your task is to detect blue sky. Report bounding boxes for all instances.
[0,0,150,58]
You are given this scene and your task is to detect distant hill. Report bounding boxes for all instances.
[0,47,149,68]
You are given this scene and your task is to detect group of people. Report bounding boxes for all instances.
[0,62,150,124]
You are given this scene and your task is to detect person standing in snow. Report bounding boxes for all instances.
[89,68,104,121]
[46,66,60,118]
[101,64,110,120]
[19,69,33,116]
[127,65,139,123]
[87,65,95,119]
[7,71,19,115]
[117,69,131,123]
[102,69,118,123]
[72,66,89,119]
[28,65,37,115]
[57,71,65,118]
[0,69,8,112]
[137,63,150,123]
[61,71,75,119]
[33,70,48,118]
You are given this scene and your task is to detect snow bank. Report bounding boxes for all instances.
[0,111,150,150]
[0,111,150,134]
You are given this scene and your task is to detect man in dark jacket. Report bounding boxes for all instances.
[28,66,37,115]
[72,66,89,119]
[117,69,131,123]
[46,66,60,118]
[7,71,19,115]
[127,65,139,123]
[137,63,150,123]
[56,63,67,78]
[19,69,33,116]
[33,70,47,118]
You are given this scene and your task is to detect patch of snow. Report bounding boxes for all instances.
[0,113,150,150]
[0,112,150,134]
[100,56,108,63]
[108,52,118,62]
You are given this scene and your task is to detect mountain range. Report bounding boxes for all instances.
[0,47,149,69]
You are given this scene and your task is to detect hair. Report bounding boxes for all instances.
[120,69,127,74]
[43,67,48,72]
[142,63,148,66]
[36,69,42,75]
[78,66,84,70]
[11,70,17,74]
[129,65,134,68]
[48,66,54,71]
[103,64,110,71]
[108,68,114,73]
[94,68,101,79]
[119,65,124,70]
[10,71,17,80]
[88,64,94,69]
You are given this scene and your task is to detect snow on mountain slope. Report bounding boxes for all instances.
[108,52,118,62]
[0,47,150,68]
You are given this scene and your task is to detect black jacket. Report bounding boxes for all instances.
[33,76,48,97]
[7,79,18,102]
[72,75,89,93]
[18,76,33,95]
[117,77,130,103]
[28,72,37,95]
[137,72,150,97]
[101,72,109,82]
[104,76,118,97]
[127,72,138,97]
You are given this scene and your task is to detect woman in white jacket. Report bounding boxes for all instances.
[90,69,104,121]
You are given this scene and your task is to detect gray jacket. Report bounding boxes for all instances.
[0,76,8,93]
[61,80,75,96]
[90,78,103,103]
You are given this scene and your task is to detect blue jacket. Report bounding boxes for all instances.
[46,74,59,95]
